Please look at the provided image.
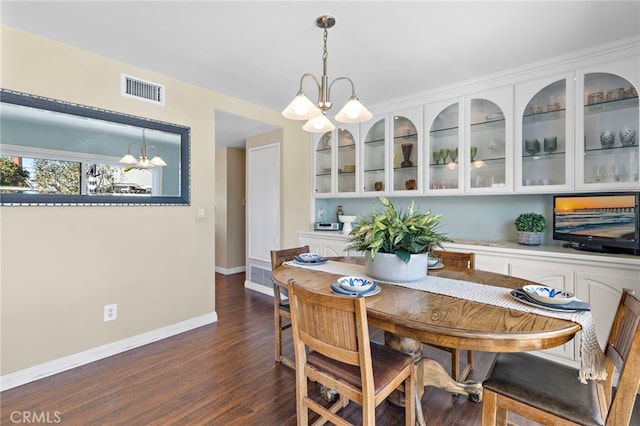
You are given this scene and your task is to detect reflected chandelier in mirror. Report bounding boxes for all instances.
[0,89,190,206]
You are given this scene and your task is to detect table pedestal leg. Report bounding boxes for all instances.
[384,332,483,404]
[421,358,483,402]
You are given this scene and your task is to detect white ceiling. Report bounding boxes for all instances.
[2,1,639,148]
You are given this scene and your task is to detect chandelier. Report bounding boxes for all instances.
[281,15,372,133]
[119,129,166,168]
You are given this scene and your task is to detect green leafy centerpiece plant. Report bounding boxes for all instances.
[514,212,546,246]
[346,196,450,282]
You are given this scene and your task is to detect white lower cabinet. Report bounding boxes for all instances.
[298,231,357,257]
[509,260,575,361]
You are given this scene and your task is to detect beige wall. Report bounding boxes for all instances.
[215,147,246,270]
[0,26,310,375]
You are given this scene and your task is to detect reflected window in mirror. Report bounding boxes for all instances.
[0,89,190,205]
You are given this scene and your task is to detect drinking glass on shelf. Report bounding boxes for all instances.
[592,165,608,182]
[432,151,441,165]
[470,146,478,162]
[439,148,450,163]
[449,148,458,162]
[524,139,540,156]
[543,137,557,154]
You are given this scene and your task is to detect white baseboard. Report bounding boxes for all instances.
[0,311,218,391]
[244,279,274,297]
[214,265,246,275]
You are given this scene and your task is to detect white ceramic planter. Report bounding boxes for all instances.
[365,251,428,282]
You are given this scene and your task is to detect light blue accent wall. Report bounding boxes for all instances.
[315,194,556,245]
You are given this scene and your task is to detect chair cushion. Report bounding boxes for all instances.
[307,341,413,395]
[483,352,603,425]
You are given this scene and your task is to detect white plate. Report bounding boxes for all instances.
[293,259,327,266]
[510,292,578,313]
[428,262,444,270]
[331,284,381,297]
[522,285,575,305]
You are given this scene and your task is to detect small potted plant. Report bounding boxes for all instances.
[346,196,450,281]
[514,212,546,246]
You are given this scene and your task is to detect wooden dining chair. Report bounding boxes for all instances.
[287,279,416,426]
[270,245,310,369]
[482,288,640,426]
[428,250,476,382]
[433,249,475,270]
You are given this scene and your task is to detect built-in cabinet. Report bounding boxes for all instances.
[313,124,359,197]
[576,56,640,190]
[312,44,639,197]
[296,231,640,367]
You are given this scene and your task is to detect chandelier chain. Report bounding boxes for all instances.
[322,28,328,64]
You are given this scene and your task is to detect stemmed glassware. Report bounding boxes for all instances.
[470,146,478,162]
[432,150,441,165]
[543,137,557,154]
[439,148,450,164]
[524,139,540,156]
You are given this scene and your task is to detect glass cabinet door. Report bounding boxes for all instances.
[468,99,508,191]
[336,126,358,195]
[427,102,463,192]
[517,77,572,191]
[579,71,639,189]
[361,118,387,194]
[314,132,333,196]
[391,112,420,194]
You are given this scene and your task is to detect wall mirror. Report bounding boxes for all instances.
[0,89,190,206]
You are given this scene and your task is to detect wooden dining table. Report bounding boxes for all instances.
[272,256,582,406]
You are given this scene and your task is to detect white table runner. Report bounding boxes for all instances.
[284,260,606,383]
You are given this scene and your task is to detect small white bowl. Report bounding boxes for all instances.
[299,253,322,261]
[523,285,575,305]
[427,257,440,267]
[337,276,375,293]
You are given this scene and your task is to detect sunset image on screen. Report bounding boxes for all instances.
[554,195,636,239]
[555,195,635,211]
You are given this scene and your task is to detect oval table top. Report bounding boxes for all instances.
[272,257,581,353]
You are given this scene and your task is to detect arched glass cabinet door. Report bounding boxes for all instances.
[313,132,332,196]
[580,72,639,188]
[518,78,570,190]
[361,118,386,194]
[468,99,507,190]
[428,102,461,192]
[391,114,419,193]
[336,127,357,195]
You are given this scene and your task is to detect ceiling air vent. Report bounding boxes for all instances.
[121,74,164,105]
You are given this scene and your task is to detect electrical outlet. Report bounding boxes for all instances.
[104,304,117,322]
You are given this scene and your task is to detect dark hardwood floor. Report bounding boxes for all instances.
[0,272,587,425]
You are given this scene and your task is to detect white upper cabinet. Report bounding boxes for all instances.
[312,124,359,198]
[465,85,514,193]
[515,73,574,192]
[425,98,465,194]
[360,116,387,195]
[390,108,422,195]
[576,56,639,190]
[310,40,639,199]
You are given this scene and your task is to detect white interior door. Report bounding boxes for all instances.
[247,143,280,262]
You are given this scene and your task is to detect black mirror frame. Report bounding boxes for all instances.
[0,89,190,206]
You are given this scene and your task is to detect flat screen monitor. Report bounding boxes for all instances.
[553,192,640,256]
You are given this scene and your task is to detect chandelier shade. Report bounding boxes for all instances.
[281,92,322,121]
[282,15,371,133]
[302,113,335,133]
[118,129,166,168]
